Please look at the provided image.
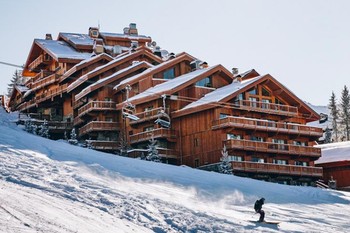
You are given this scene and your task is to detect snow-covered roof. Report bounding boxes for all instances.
[114,53,193,90]
[100,32,151,40]
[59,33,94,47]
[15,85,29,93]
[315,141,350,164]
[181,75,264,110]
[128,66,219,102]
[35,39,93,60]
[76,61,153,101]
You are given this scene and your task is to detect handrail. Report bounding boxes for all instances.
[235,100,298,116]
[78,101,116,118]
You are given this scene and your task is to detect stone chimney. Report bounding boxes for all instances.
[45,33,52,40]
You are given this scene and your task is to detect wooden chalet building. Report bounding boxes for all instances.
[8,24,324,186]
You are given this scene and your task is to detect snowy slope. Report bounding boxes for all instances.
[0,108,350,233]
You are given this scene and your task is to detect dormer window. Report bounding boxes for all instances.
[196,76,212,87]
[163,68,175,80]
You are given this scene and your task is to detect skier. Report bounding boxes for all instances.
[254,198,265,222]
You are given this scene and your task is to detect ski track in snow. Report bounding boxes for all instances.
[0,109,350,232]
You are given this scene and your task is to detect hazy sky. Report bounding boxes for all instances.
[1,0,349,106]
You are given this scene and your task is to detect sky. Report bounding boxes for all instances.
[1,0,350,106]
[1,108,350,232]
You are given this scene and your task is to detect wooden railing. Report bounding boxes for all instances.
[225,139,321,157]
[34,84,68,104]
[28,54,44,71]
[79,121,121,136]
[17,99,36,111]
[235,100,298,116]
[213,116,323,137]
[129,107,169,125]
[231,161,323,177]
[30,73,57,91]
[129,128,177,144]
[127,148,178,159]
[48,121,73,130]
[88,140,119,150]
[78,101,116,118]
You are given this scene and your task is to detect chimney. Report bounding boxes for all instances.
[232,68,239,76]
[89,27,99,38]
[129,23,138,36]
[45,33,52,40]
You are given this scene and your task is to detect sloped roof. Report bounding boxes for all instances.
[181,75,264,110]
[35,39,92,61]
[67,48,163,93]
[75,61,153,101]
[58,33,94,49]
[59,53,113,83]
[173,73,320,121]
[114,52,195,91]
[99,32,151,41]
[127,65,221,103]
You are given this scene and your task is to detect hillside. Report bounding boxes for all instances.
[0,108,349,233]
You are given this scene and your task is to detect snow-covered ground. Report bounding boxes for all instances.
[0,108,350,233]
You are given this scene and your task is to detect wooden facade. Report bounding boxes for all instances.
[8,24,323,185]
[316,161,350,191]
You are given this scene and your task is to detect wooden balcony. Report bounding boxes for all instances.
[28,54,44,71]
[73,117,84,126]
[79,121,121,136]
[88,140,119,150]
[129,128,177,144]
[127,148,178,159]
[225,139,321,157]
[17,99,36,111]
[235,100,298,116]
[48,121,73,131]
[34,84,68,104]
[129,107,169,125]
[78,101,116,118]
[213,116,323,137]
[30,73,58,92]
[231,161,323,177]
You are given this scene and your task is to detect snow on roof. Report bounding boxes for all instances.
[15,85,29,93]
[59,33,94,46]
[181,75,264,110]
[128,66,219,102]
[315,141,350,164]
[76,61,153,101]
[115,54,191,90]
[35,39,93,60]
[100,32,151,40]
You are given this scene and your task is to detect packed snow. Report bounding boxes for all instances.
[0,107,349,233]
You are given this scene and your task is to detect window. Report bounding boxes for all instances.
[252,157,264,163]
[228,155,243,162]
[261,99,271,109]
[196,77,212,87]
[249,97,259,107]
[293,141,306,146]
[248,88,258,95]
[220,113,230,119]
[105,117,113,122]
[262,87,271,97]
[143,126,154,132]
[275,98,284,105]
[194,138,200,147]
[144,106,153,116]
[163,68,175,80]
[273,159,287,165]
[295,161,308,166]
[251,136,264,142]
[104,97,112,102]
[227,134,241,140]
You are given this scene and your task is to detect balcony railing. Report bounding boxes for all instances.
[17,99,36,111]
[79,121,121,136]
[28,54,44,71]
[213,116,323,137]
[78,101,116,118]
[127,148,178,159]
[30,73,58,92]
[34,84,68,104]
[231,161,323,177]
[129,128,177,144]
[88,140,119,150]
[235,100,298,116]
[225,139,321,157]
[129,107,169,125]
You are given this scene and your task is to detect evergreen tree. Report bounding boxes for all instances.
[24,120,33,133]
[328,91,339,142]
[7,70,22,97]
[219,144,233,174]
[146,136,161,162]
[340,85,350,140]
[68,128,78,145]
[38,119,50,138]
